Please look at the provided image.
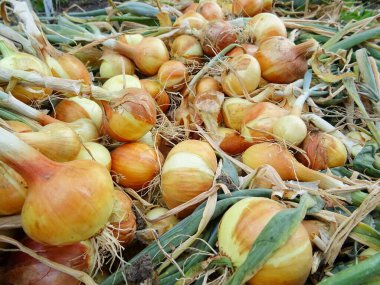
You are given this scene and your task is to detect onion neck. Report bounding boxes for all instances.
[0,40,16,57]
[104,39,135,60]
[293,39,318,59]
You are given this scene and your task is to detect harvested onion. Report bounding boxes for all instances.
[140,79,171,112]
[171,35,203,65]
[102,74,141,92]
[6,120,33,133]
[197,0,224,21]
[222,97,254,130]
[173,11,207,30]
[232,0,272,16]
[100,48,135,78]
[157,60,188,91]
[195,76,222,95]
[217,127,253,155]
[75,142,112,170]
[245,13,287,44]
[67,118,100,142]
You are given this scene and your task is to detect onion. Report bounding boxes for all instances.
[140,79,171,112]
[161,140,217,217]
[101,88,157,142]
[138,131,160,148]
[171,35,204,65]
[255,37,318,84]
[197,0,224,21]
[111,142,162,190]
[227,44,258,57]
[217,127,253,155]
[272,115,307,146]
[242,142,345,189]
[0,127,115,245]
[232,0,266,17]
[346,131,372,156]
[0,162,27,215]
[55,96,103,130]
[109,190,136,245]
[297,132,348,170]
[173,11,207,30]
[67,119,100,142]
[182,3,198,13]
[102,74,141,92]
[6,120,33,133]
[99,48,135,78]
[157,60,188,91]
[112,37,169,76]
[241,102,289,143]
[119,34,144,46]
[201,20,238,57]
[75,142,112,171]
[222,98,254,131]
[5,238,95,285]
[16,123,82,162]
[195,76,222,95]
[245,13,287,44]
[221,54,261,97]
[218,197,312,285]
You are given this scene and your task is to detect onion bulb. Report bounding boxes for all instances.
[201,20,238,56]
[0,127,115,245]
[272,115,307,145]
[171,35,204,65]
[161,140,217,217]
[245,13,287,44]
[197,0,224,21]
[102,74,141,92]
[219,197,312,285]
[75,142,111,170]
[183,3,198,13]
[140,79,171,112]
[217,127,253,155]
[297,132,347,170]
[119,34,144,46]
[67,118,100,142]
[100,48,135,78]
[0,162,27,215]
[232,0,273,16]
[157,60,188,91]
[5,238,95,285]
[255,37,318,84]
[222,98,254,131]
[221,54,261,97]
[109,190,136,245]
[111,142,162,190]
[195,76,222,95]
[227,44,258,57]
[241,102,289,143]
[173,11,207,30]
[101,88,157,142]
[55,96,103,130]
[242,142,345,189]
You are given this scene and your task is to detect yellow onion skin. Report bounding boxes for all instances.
[173,11,207,30]
[101,88,157,142]
[157,60,188,91]
[218,197,312,285]
[67,119,100,142]
[75,142,112,171]
[109,190,136,245]
[171,35,204,65]
[100,49,135,78]
[197,0,224,21]
[6,120,33,133]
[140,79,171,112]
[255,37,317,84]
[119,34,144,46]
[272,115,307,146]
[0,162,27,216]
[241,102,289,143]
[201,20,238,57]
[218,127,253,155]
[55,96,103,130]
[5,238,95,285]
[222,98,254,131]
[182,2,198,13]
[245,13,287,44]
[298,132,347,170]
[232,0,264,17]
[221,54,261,97]
[195,76,222,95]
[226,44,258,57]
[111,142,162,190]
[102,74,141,91]
[161,140,217,218]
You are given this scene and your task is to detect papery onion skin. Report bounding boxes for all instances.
[101,88,157,142]
[140,79,171,112]
[232,0,264,17]
[161,140,217,217]
[218,127,253,155]
[197,0,224,21]
[226,44,258,57]
[195,76,222,95]
[218,197,312,285]
[102,74,141,92]
[298,132,348,170]
[222,98,254,131]
[157,60,188,91]
[171,35,204,65]
[201,20,238,57]
[6,120,33,133]
[67,118,100,142]
[111,142,162,190]
[75,142,111,170]
[100,49,135,78]
[5,238,95,285]
[245,13,287,44]
[173,11,207,30]
[272,115,307,146]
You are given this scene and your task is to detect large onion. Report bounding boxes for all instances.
[171,35,204,65]
[245,13,287,44]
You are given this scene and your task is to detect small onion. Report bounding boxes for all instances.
[297,132,348,170]
[99,48,135,78]
[157,60,188,91]
[75,142,112,170]
[111,142,162,190]
[219,197,312,285]
[217,127,253,155]
[272,115,307,146]
[171,35,203,65]
[221,54,261,97]
[245,13,287,44]
[232,0,264,17]
[102,74,141,92]
[161,140,217,217]
[201,20,238,57]
[195,76,222,95]
[173,11,207,31]
[222,98,254,131]
[140,79,171,112]
[197,0,224,21]
[255,37,318,84]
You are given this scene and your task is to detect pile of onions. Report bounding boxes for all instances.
[242,142,345,189]
[100,48,135,78]
[5,238,95,285]
[171,35,204,65]
[157,60,188,91]
[197,0,224,21]
[111,142,162,190]
[102,74,142,92]
[297,132,348,170]
[217,127,253,155]
[0,162,27,215]
[0,127,115,245]
[101,88,157,142]
[221,54,261,97]
[255,37,317,84]
[173,11,207,30]
[200,20,238,56]
[140,79,170,112]
[75,142,112,170]
[196,76,222,94]
[245,13,287,44]
[218,197,312,285]
[222,98,254,130]
[161,140,217,217]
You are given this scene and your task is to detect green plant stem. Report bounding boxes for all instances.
[328,27,380,52]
